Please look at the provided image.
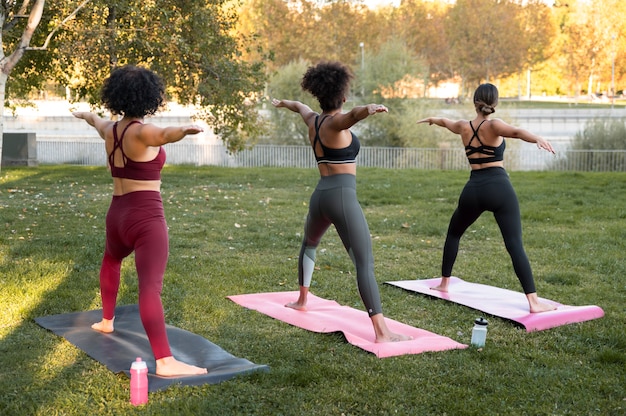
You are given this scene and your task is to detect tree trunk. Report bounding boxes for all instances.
[0,73,6,170]
[0,0,46,173]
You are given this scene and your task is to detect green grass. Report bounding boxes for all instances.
[1,165,624,415]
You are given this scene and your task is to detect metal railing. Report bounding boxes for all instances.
[36,140,626,172]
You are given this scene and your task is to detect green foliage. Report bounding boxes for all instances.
[262,59,316,145]
[262,46,437,148]
[24,1,268,153]
[1,166,624,415]
[360,38,426,99]
[554,118,626,171]
[356,98,448,148]
[572,118,626,150]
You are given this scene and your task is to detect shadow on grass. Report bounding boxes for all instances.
[0,167,134,414]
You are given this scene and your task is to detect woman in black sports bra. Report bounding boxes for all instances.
[417,83,556,313]
[272,61,411,342]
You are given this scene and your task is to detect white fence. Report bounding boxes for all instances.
[36,140,626,172]
[11,104,626,171]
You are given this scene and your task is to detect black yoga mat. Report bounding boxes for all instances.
[35,304,269,392]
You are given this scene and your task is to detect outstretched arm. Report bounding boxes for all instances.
[271,98,317,126]
[135,123,204,147]
[72,112,113,140]
[417,117,464,135]
[490,119,555,154]
[328,104,388,131]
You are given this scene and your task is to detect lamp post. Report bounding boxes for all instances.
[611,35,616,108]
[360,42,364,70]
[359,42,365,97]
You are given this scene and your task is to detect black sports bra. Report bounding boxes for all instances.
[313,115,360,165]
[465,120,505,164]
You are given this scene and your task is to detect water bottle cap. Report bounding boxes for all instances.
[474,317,488,326]
[131,357,147,370]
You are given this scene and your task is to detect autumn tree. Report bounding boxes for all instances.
[393,0,453,95]
[238,0,386,74]
[237,0,304,70]
[445,0,527,94]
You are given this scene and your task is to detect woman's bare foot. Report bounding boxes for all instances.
[91,318,114,333]
[371,314,413,343]
[156,356,208,377]
[529,301,557,313]
[430,276,450,292]
[527,293,557,313]
[285,286,309,311]
[375,332,413,343]
[285,301,307,311]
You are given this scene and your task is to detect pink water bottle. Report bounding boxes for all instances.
[130,357,148,405]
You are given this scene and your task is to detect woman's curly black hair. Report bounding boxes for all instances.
[473,83,498,116]
[100,65,165,118]
[301,61,353,112]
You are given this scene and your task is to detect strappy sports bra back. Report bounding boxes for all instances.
[313,115,360,165]
[465,120,505,164]
[109,121,166,180]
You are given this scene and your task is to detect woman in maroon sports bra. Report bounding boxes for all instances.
[73,65,207,376]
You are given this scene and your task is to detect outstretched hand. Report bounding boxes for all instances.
[71,111,98,127]
[367,104,388,114]
[536,138,556,154]
[181,125,204,135]
[271,98,285,108]
[416,118,433,125]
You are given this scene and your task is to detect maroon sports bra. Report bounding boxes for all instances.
[109,121,166,180]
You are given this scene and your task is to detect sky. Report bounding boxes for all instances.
[362,0,561,8]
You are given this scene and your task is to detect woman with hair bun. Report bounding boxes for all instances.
[272,61,411,342]
[417,83,556,313]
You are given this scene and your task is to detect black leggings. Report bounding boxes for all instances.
[299,174,383,316]
[442,167,536,294]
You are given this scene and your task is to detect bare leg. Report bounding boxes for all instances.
[156,356,208,377]
[91,317,115,333]
[526,293,557,313]
[431,276,450,292]
[285,286,309,311]
[371,314,412,343]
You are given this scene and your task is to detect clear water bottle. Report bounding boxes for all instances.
[470,317,488,347]
[130,357,148,405]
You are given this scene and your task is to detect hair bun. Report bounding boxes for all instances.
[481,105,495,115]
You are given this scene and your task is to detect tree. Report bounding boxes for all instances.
[515,0,556,98]
[44,0,267,152]
[264,59,315,145]
[361,38,426,100]
[393,0,453,94]
[446,0,526,95]
[0,0,47,171]
[237,0,303,70]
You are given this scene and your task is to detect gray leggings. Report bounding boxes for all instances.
[298,174,383,316]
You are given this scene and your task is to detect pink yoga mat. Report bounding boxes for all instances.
[386,277,604,332]
[227,291,467,358]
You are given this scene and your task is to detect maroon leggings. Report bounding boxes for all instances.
[100,191,172,359]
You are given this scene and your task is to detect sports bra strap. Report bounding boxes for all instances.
[468,119,487,147]
[109,121,142,168]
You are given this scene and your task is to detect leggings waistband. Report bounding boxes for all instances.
[469,166,506,178]
[316,174,356,190]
